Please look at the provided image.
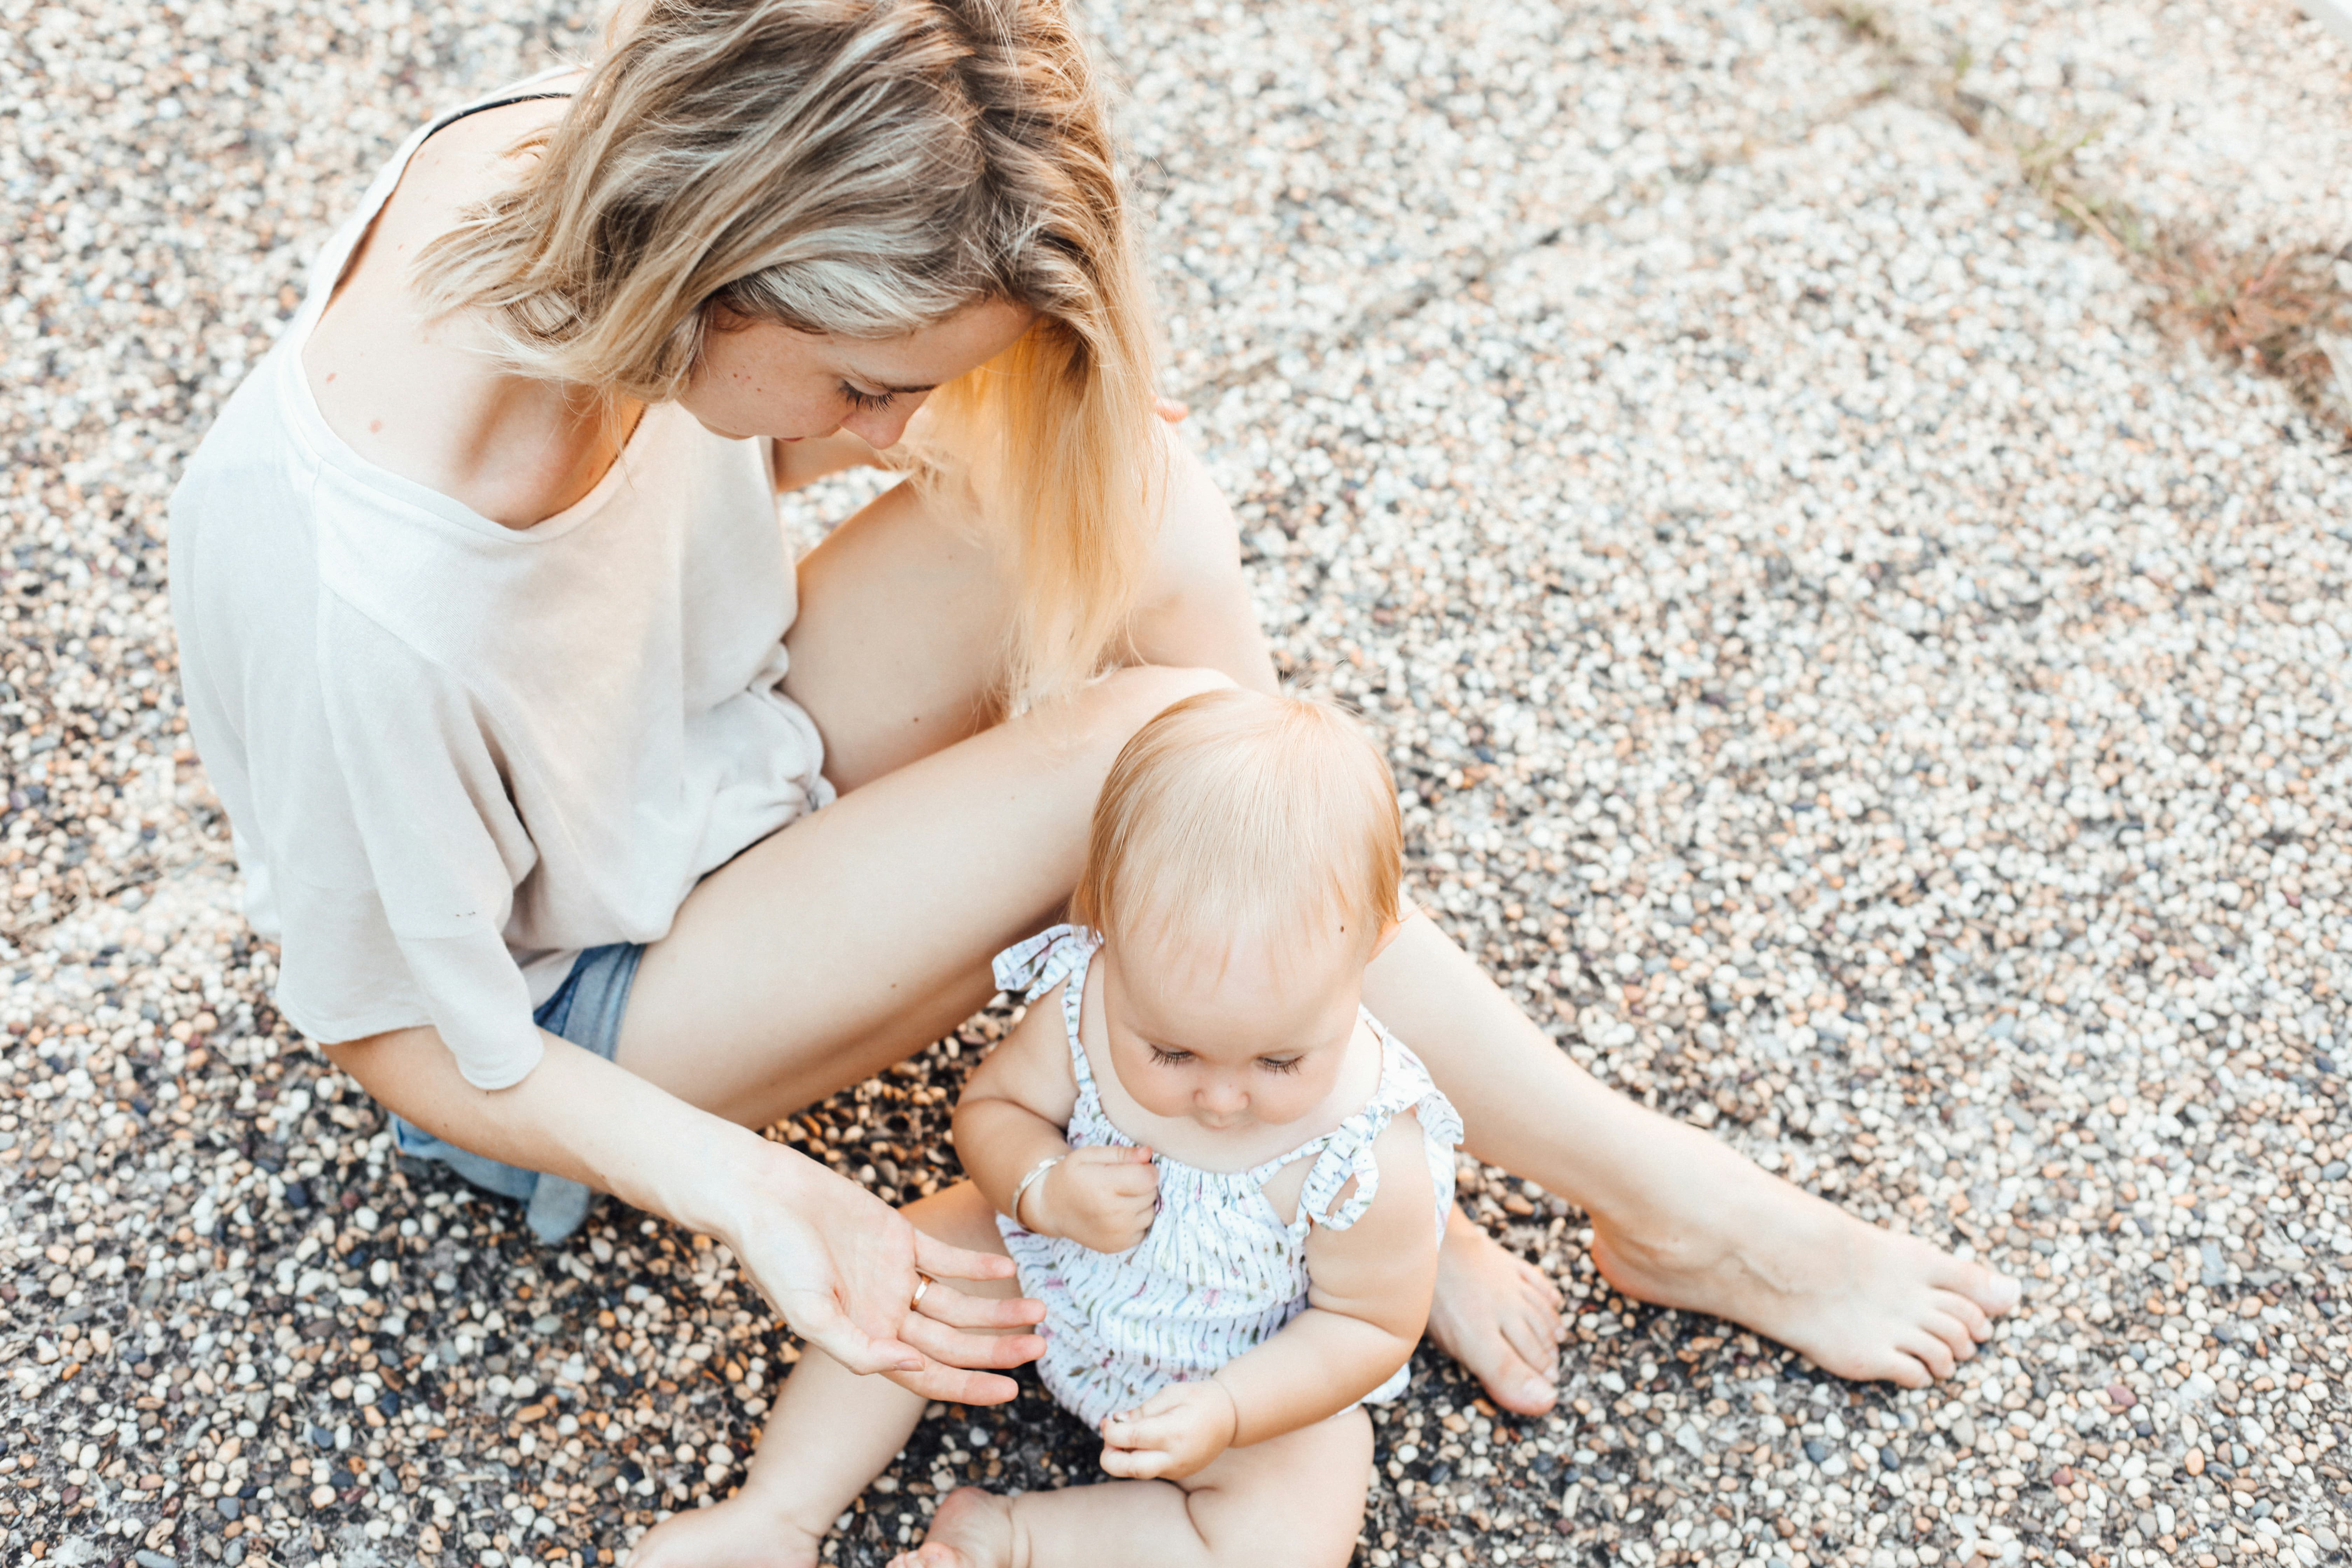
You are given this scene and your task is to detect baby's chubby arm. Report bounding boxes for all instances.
[1098,1110,1439,1479]
[951,981,1158,1253]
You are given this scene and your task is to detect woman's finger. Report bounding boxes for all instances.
[887,1357,1025,1407]
[911,1230,1021,1283]
[1153,397,1189,423]
[785,1290,924,1377]
[895,1311,1046,1371]
[912,1281,1047,1332]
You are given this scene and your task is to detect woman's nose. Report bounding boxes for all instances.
[840,396,925,450]
[841,412,900,448]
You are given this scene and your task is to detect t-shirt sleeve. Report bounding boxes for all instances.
[291,598,546,1090]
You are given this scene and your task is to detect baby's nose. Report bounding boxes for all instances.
[1198,1079,1248,1115]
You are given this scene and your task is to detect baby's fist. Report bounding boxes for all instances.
[1099,1379,1239,1480]
[1030,1144,1157,1253]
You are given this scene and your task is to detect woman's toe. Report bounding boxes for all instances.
[1927,1296,1986,1357]
[1938,1257,2021,1317]
[1932,1287,1995,1343]
[1901,1325,1958,1381]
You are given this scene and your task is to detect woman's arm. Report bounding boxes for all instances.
[1096,1110,1438,1477]
[327,1024,1044,1401]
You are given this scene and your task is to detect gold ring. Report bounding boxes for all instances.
[911,1276,932,1311]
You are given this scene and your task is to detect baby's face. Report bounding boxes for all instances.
[1098,921,1369,1135]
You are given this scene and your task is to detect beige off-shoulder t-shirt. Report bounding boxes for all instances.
[168,78,832,1089]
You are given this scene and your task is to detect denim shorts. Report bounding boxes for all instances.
[388,941,644,1243]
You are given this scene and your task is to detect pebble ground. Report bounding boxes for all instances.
[4,1,2349,1567]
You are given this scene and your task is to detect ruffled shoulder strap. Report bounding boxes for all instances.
[1290,1019,1463,1237]
[992,924,1101,1092]
[993,924,1100,1001]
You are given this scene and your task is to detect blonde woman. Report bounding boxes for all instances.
[168,0,2019,1502]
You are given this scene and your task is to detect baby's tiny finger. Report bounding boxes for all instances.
[1099,1443,1167,1480]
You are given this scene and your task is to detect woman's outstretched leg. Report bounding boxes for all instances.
[630,1182,1022,1568]
[1367,916,2021,1401]
[893,1409,1372,1568]
[621,432,2015,1414]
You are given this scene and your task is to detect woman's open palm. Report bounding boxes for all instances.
[732,1152,1044,1403]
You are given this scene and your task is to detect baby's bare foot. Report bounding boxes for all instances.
[1588,1120,2020,1387]
[1426,1208,1564,1416]
[889,1486,1018,1568]
[628,1489,824,1568]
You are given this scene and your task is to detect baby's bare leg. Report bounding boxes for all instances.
[632,1182,1021,1568]
[897,1408,1372,1568]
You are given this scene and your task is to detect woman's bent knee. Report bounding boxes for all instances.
[1091,663,1235,726]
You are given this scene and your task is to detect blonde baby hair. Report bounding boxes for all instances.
[416,0,1161,711]
[1072,690,1404,961]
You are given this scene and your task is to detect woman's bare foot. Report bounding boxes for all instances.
[1587,1122,2021,1388]
[628,1492,825,1568]
[889,1486,1017,1568]
[1426,1208,1564,1416]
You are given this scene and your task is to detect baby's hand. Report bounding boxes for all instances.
[1098,1379,1239,1480]
[1029,1144,1157,1253]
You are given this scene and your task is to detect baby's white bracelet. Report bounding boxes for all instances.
[1011,1154,1065,1230]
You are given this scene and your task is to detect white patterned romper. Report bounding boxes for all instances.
[992,925,1464,1432]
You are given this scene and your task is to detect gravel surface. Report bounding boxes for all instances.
[5,1,2350,1566]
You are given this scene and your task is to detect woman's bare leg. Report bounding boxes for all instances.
[631,1183,1021,1568]
[1366,919,2021,1396]
[894,1410,1371,1568]
[618,433,2015,1412]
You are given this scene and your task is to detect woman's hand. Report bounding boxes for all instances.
[1098,1378,1240,1479]
[724,1144,1045,1404]
[1027,1143,1157,1253]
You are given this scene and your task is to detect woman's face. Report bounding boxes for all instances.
[678,297,1036,449]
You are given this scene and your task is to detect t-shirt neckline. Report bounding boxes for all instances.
[279,67,651,546]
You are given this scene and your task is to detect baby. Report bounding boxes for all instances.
[744,687,1464,1567]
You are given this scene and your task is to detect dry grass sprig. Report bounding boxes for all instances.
[1821,4,2352,439]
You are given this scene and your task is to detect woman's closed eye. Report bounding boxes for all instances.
[840,383,896,413]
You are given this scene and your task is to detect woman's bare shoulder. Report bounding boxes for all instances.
[300,85,595,526]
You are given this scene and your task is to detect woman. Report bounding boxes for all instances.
[169,0,2017,1534]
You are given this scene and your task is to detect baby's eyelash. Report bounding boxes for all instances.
[1147,1044,1192,1066]
[1258,1057,1304,1076]
[841,384,896,413]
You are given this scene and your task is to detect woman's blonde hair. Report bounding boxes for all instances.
[418,0,1160,707]
[1072,690,1404,961]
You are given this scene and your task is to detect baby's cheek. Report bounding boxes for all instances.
[1125,1080,1193,1121]
[1253,1078,1331,1125]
